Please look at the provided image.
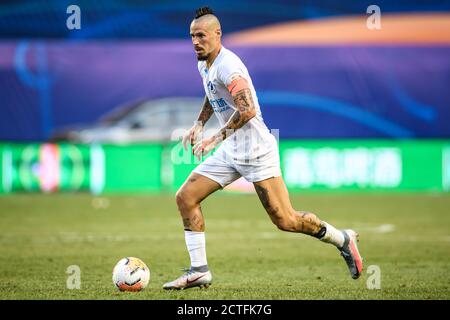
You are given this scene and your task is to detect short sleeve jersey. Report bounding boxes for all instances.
[197,46,277,162]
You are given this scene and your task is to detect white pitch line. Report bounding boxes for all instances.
[352,224,396,234]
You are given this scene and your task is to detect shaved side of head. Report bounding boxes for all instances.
[190,7,222,63]
[192,14,221,33]
[190,14,221,39]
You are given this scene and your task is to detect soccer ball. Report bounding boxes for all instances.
[112,257,150,292]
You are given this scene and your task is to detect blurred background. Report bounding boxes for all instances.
[2,1,450,300]
[1,0,450,195]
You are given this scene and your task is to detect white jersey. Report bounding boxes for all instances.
[198,46,277,164]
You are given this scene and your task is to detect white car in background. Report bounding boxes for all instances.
[51,97,220,143]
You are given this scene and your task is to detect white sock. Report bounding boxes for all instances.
[319,222,345,248]
[185,231,208,268]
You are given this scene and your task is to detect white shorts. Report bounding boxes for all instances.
[193,145,282,188]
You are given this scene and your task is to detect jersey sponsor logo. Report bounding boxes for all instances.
[207,81,217,94]
[209,98,230,113]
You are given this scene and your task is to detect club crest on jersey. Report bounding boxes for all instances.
[207,81,217,94]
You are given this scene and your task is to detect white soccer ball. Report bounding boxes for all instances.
[112,257,150,292]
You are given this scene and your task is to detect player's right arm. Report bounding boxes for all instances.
[196,95,214,126]
[182,95,213,150]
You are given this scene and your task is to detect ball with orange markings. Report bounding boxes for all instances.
[112,257,150,292]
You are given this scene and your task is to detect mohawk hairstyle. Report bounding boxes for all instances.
[195,6,214,19]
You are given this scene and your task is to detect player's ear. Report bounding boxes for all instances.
[216,28,222,38]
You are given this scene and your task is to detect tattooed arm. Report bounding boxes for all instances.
[215,83,257,141]
[192,76,256,159]
[196,95,214,126]
[182,95,214,150]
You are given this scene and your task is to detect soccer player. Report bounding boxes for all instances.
[163,7,363,290]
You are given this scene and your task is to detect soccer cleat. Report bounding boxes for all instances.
[339,230,363,279]
[163,268,212,290]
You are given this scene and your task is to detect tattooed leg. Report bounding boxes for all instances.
[254,177,324,237]
[253,177,360,278]
[292,211,324,237]
[182,211,205,231]
[176,172,221,232]
[174,172,220,273]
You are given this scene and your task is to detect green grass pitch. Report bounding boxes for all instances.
[0,192,449,299]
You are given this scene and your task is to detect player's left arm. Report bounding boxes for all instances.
[192,76,256,159]
[217,75,257,140]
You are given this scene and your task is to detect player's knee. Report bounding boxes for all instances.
[175,189,188,209]
[175,189,197,211]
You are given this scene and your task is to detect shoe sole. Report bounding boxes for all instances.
[163,282,212,290]
[348,231,363,279]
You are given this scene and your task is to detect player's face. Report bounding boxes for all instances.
[190,22,219,61]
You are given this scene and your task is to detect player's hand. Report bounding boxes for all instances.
[192,135,221,161]
[182,122,203,151]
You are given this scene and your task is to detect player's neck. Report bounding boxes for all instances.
[206,44,222,69]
